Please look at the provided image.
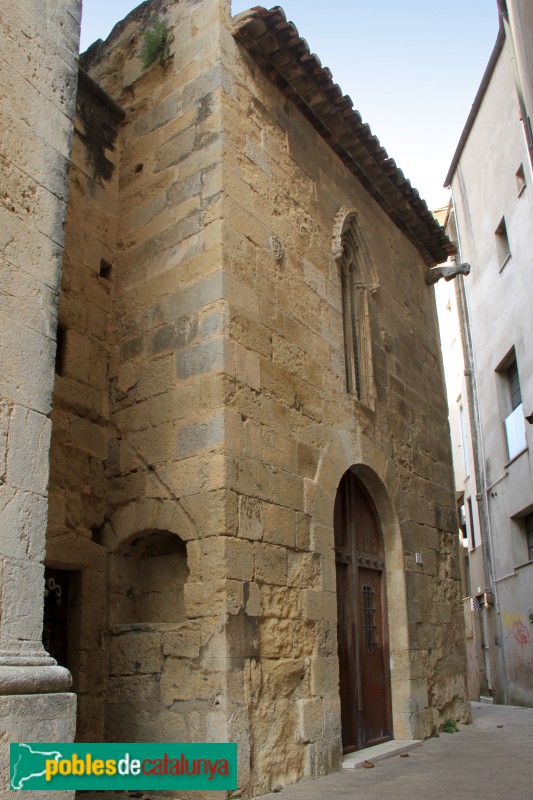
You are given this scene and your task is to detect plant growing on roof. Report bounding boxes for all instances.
[140,18,174,68]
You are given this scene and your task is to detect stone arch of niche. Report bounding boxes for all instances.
[102,500,199,743]
[109,528,189,627]
[332,207,379,409]
[44,534,107,741]
[309,434,414,741]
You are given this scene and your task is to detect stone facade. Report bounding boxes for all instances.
[0,0,80,796]
[2,0,469,796]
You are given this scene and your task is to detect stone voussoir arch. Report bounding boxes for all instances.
[101,497,197,552]
[310,431,415,741]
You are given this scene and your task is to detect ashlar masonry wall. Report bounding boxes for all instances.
[220,8,470,791]
[47,0,470,796]
[0,0,80,795]
[50,0,240,755]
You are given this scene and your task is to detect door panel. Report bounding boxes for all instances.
[334,471,393,752]
[359,567,390,746]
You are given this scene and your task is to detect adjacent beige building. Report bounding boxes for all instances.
[1,0,471,796]
[442,0,533,707]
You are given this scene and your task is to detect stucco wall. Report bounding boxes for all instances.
[451,34,533,706]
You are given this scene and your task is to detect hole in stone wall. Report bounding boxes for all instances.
[110,530,189,625]
[99,258,112,280]
[134,163,143,173]
[55,325,66,376]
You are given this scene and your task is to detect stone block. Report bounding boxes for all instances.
[238,494,264,541]
[287,552,321,589]
[150,384,199,426]
[0,486,47,561]
[246,137,272,177]
[235,343,261,391]
[176,338,225,380]
[226,613,259,659]
[137,355,174,400]
[231,312,272,358]
[2,558,46,642]
[180,489,231,537]
[184,580,227,618]
[133,91,179,138]
[244,581,262,616]
[297,698,324,743]
[261,428,297,472]
[259,357,294,404]
[159,658,216,707]
[68,417,108,459]
[259,618,294,659]
[109,632,162,676]
[155,125,197,172]
[255,542,287,586]
[0,692,76,799]
[151,315,199,356]
[303,590,337,622]
[311,523,334,556]
[263,503,296,548]
[0,319,55,414]
[261,658,308,700]
[176,410,225,458]
[297,442,320,480]
[260,586,302,619]
[296,513,312,551]
[311,657,340,697]
[225,537,255,581]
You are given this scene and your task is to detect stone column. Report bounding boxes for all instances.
[0,0,81,793]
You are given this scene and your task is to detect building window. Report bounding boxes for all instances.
[495,216,511,271]
[526,514,533,562]
[516,164,526,197]
[498,350,526,460]
[467,497,477,550]
[334,209,375,408]
[508,358,522,411]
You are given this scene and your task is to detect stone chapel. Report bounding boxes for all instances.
[0,0,469,796]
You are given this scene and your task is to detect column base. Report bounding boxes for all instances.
[0,691,76,798]
[0,664,72,695]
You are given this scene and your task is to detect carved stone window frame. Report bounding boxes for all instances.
[333,208,377,409]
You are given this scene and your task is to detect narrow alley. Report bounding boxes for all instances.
[257,704,533,800]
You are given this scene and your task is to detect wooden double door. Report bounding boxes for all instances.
[334,471,393,752]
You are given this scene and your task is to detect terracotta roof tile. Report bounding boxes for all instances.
[233,6,454,266]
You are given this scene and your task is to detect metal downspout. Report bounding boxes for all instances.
[450,199,509,704]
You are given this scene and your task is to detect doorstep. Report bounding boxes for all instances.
[342,739,422,769]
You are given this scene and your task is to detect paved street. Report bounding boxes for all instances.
[83,702,533,800]
[258,703,533,800]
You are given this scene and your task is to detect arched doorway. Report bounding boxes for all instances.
[334,469,393,752]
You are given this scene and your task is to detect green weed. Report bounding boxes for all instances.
[442,718,459,734]
[140,19,174,68]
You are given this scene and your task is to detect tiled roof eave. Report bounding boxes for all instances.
[233,6,455,267]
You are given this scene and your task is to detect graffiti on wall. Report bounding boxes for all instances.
[501,610,533,668]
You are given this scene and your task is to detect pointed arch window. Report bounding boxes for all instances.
[333,210,376,408]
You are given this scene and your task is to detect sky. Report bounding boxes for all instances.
[79,0,500,210]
